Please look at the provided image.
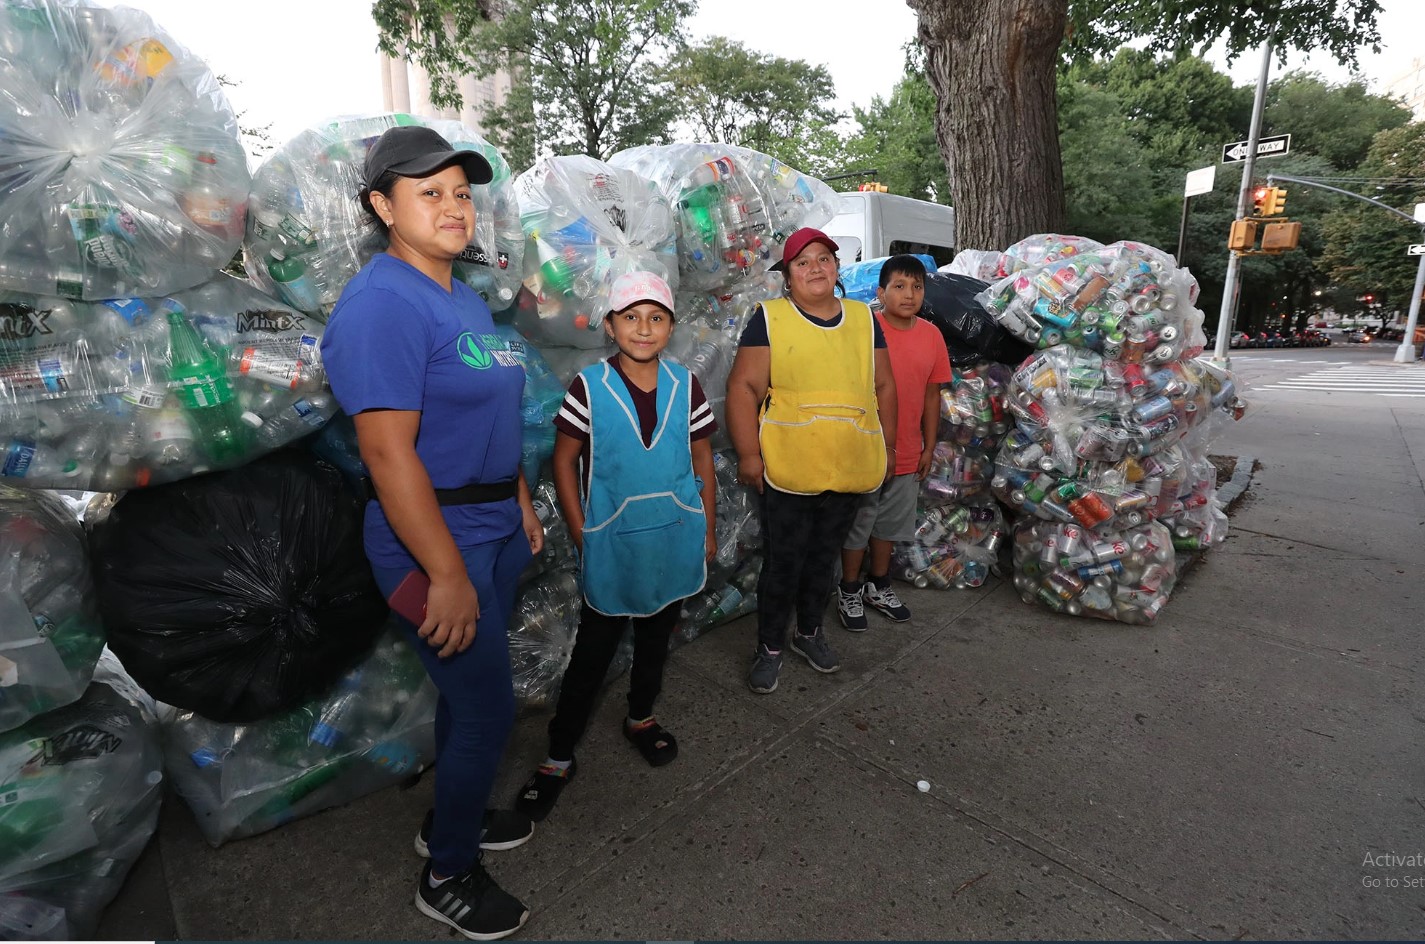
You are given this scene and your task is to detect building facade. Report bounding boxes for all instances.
[1383,58,1425,120]
[378,49,513,137]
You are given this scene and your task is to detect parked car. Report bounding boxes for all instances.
[1347,329,1374,343]
[1301,329,1330,347]
[1230,330,1250,348]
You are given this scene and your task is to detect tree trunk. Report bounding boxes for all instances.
[908,0,1067,251]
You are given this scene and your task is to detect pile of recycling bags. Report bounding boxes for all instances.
[975,235,1245,622]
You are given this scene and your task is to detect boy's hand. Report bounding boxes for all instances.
[885,445,896,483]
[917,445,935,480]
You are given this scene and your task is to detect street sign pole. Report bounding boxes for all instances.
[1394,211,1425,363]
[1213,38,1274,366]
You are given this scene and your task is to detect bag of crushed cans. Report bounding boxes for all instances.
[244,113,523,314]
[977,237,1207,360]
[0,0,248,302]
[1011,518,1177,624]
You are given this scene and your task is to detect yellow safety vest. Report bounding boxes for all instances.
[759,297,885,495]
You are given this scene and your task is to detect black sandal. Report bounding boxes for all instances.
[623,719,678,767]
[514,757,577,822]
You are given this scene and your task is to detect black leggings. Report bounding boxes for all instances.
[756,488,862,650]
[546,599,680,761]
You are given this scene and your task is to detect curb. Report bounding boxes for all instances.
[1215,453,1256,509]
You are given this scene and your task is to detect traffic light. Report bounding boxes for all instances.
[1252,186,1269,215]
[858,182,888,192]
[1261,186,1286,216]
[1260,220,1300,251]
[1228,219,1258,250]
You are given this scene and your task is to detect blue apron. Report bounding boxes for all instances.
[580,359,707,616]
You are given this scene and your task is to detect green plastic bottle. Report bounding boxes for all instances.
[164,301,250,464]
[534,237,574,297]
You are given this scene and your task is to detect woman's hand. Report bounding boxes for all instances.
[737,454,765,494]
[521,499,545,556]
[419,573,480,658]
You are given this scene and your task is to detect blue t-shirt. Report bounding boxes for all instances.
[320,253,525,569]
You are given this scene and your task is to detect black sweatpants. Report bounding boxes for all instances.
[546,599,681,761]
[756,487,862,650]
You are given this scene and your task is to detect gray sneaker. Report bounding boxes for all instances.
[790,628,841,674]
[748,645,783,694]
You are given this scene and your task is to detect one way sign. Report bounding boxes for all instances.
[1221,134,1291,163]
[1409,244,1425,256]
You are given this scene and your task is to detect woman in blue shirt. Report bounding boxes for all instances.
[320,126,541,941]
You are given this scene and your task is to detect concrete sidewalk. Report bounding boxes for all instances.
[97,391,1425,940]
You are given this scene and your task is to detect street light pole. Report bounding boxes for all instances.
[1393,250,1425,364]
[1212,37,1274,367]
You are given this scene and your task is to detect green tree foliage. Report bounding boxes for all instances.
[1065,0,1383,69]
[836,63,948,202]
[662,37,840,160]
[371,0,694,163]
[1264,71,1412,171]
[1318,122,1425,314]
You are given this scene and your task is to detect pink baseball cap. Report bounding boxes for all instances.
[607,271,675,317]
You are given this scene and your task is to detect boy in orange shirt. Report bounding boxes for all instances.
[839,255,952,627]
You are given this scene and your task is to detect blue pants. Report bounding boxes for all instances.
[371,530,532,878]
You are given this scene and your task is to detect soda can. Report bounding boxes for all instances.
[903,543,933,571]
[1131,395,1174,423]
[1039,497,1076,524]
[1039,529,1059,567]
[1090,538,1129,562]
[1047,568,1085,599]
[1059,523,1083,557]
[1077,559,1124,580]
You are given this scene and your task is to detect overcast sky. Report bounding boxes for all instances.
[114,0,1424,162]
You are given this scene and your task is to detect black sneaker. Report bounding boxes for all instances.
[416,860,529,940]
[862,580,911,622]
[415,809,534,857]
[513,757,578,822]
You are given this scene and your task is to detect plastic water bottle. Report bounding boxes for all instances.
[181,152,241,240]
[267,250,322,313]
[164,301,250,464]
[308,671,364,750]
[242,392,332,450]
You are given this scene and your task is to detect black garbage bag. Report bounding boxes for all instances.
[922,272,1035,368]
[88,450,388,722]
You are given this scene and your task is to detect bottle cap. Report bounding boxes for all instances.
[240,411,263,429]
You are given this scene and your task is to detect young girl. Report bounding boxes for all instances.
[515,271,716,821]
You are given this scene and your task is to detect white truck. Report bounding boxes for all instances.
[822,190,957,268]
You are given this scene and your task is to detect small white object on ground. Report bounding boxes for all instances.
[917,780,931,793]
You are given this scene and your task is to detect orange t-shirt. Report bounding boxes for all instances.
[877,313,953,475]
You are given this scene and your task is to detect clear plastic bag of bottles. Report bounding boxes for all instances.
[244,113,523,314]
[609,144,836,293]
[160,628,436,846]
[0,488,105,734]
[513,155,678,349]
[1012,518,1176,624]
[520,479,578,585]
[678,554,759,647]
[0,0,249,301]
[508,570,582,711]
[0,652,163,937]
[0,277,335,491]
[995,234,1104,277]
[942,249,1005,281]
[838,254,937,309]
[490,325,564,486]
[89,451,388,723]
[978,238,1207,361]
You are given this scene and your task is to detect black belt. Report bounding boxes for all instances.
[360,477,518,506]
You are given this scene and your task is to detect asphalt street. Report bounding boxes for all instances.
[94,346,1425,941]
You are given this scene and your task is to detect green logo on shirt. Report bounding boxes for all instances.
[457,331,493,370]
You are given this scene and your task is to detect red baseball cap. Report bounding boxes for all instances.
[773,228,839,271]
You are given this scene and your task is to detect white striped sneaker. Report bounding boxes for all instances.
[416,860,529,940]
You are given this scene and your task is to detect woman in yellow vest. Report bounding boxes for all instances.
[726,228,898,694]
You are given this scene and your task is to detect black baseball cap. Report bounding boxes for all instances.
[362,125,493,190]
